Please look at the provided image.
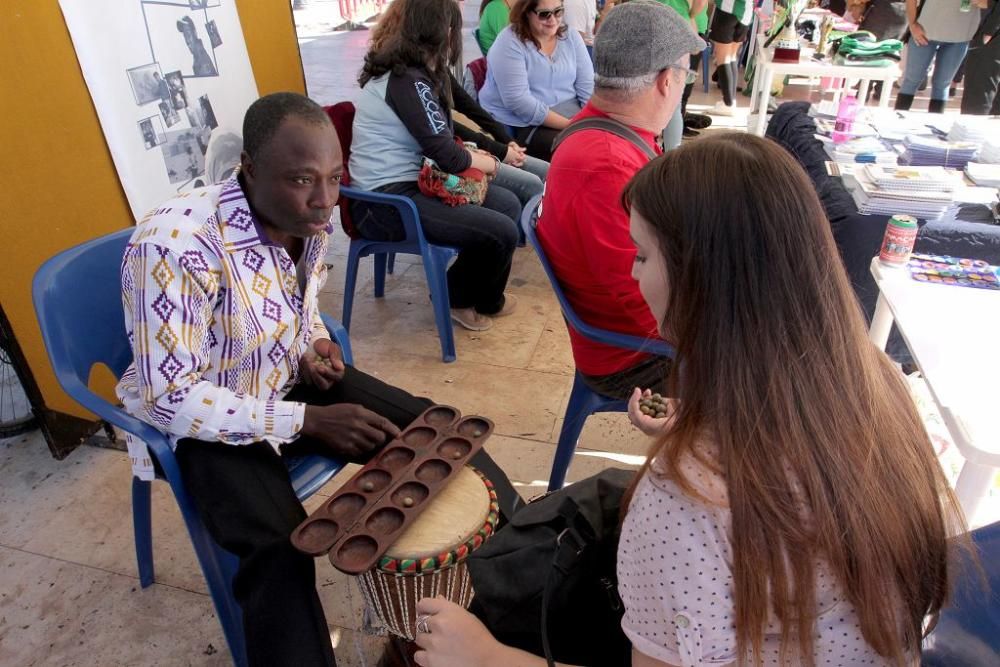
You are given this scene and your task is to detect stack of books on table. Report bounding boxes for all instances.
[899,135,980,169]
[965,162,1000,188]
[823,136,898,164]
[948,117,993,144]
[976,140,1000,165]
[846,165,959,219]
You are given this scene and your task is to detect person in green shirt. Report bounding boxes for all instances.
[478,0,514,53]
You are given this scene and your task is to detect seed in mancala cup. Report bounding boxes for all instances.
[403,497,414,507]
[362,481,375,492]
[473,429,483,437]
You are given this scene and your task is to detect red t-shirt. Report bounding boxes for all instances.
[537,102,663,376]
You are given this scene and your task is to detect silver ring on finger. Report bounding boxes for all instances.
[415,614,431,635]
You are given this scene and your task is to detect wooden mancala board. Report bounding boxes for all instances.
[290,405,494,574]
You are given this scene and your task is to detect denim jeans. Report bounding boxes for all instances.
[350,181,520,313]
[493,155,548,206]
[900,40,970,101]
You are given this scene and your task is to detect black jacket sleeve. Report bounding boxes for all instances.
[386,68,472,174]
[980,1,1000,42]
[449,74,514,158]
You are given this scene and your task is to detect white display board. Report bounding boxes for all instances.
[59,0,259,220]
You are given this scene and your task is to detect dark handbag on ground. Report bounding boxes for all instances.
[467,468,635,667]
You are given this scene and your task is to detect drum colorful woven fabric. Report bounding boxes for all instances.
[356,467,499,640]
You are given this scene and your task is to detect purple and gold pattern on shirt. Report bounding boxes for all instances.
[116,173,334,480]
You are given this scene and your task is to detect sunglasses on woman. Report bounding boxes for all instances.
[532,6,565,20]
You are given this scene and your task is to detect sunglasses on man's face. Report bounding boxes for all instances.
[532,6,565,20]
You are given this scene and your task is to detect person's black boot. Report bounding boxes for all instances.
[894,92,915,111]
[928,98,946,113]
[717,63,733,106]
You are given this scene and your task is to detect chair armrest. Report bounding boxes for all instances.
[54,374,176,465]
[339,185,427,246]
[320,312,355,366]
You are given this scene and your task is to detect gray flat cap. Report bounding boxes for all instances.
[594,1,706,80]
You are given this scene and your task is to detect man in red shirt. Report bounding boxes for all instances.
[537,0,704,398]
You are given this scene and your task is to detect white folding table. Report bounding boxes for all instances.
[868,258,1000,523]
[748,42,901,136]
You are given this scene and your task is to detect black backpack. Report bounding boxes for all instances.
[467,468,635,667]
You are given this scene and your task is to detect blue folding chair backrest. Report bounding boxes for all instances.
[32,227,348,666]
[922,519,1000,665]
[326,101,460,363]
[521,195,674,489]
[522,195,673,357]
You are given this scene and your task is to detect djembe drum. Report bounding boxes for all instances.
[356,466,499,640]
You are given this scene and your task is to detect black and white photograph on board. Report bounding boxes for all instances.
[205,19,222,48]
[138,115,165,149]
[165,70,188,110]
[198,94,219,130]
[159,100,180,127]
[126,62,166,105]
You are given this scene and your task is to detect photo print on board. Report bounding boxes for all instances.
[126,62,167,105]
[161,127,210,185]
[205,20,222,48]
[165,70,188,110]
[138,115,166,149]
[159,100,180,128]
[199,95,219,130]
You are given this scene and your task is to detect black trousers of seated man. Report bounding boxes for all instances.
[175,365,523,667]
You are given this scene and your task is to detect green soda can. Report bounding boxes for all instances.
[879,215,919,267]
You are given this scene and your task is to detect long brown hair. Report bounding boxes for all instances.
[509,0,568,49]
[621,132,962,665]
[358,0,462,108]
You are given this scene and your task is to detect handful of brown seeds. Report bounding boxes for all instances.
[639,393,669,419]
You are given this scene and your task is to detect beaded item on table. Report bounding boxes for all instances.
[356,471,499,640]
[907,254,1000,290]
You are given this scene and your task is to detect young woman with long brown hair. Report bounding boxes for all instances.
[410,132,962,667]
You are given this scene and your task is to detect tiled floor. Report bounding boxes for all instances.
[0,4,990,665]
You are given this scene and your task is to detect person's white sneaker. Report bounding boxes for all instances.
[709,101,736,116]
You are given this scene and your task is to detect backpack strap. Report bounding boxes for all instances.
[553,116,658,161]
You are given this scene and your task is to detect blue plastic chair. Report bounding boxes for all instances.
[520,195,675,490]
[922,519,1000,665]
[32,228,349,667]
[339,185,460,363]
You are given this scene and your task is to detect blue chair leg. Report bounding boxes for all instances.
[373,253,387,298]
[549,373,613,491]
[181,507,249,667]
[702,43,712,94]
[342,244,363,331]
[132,476,154,588]
[425,250,457,363]
[387,253,396,275]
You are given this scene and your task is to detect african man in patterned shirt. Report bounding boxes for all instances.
[116,93,516,666]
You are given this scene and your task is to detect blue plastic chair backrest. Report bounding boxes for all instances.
[520,194,673,357]
[33,228,135,387]
[922,519,1000,665]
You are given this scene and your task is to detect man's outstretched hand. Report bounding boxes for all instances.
[301,404,401,459]
[299,338,346,390]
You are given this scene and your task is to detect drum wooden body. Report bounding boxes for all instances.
[356,466,498,639]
